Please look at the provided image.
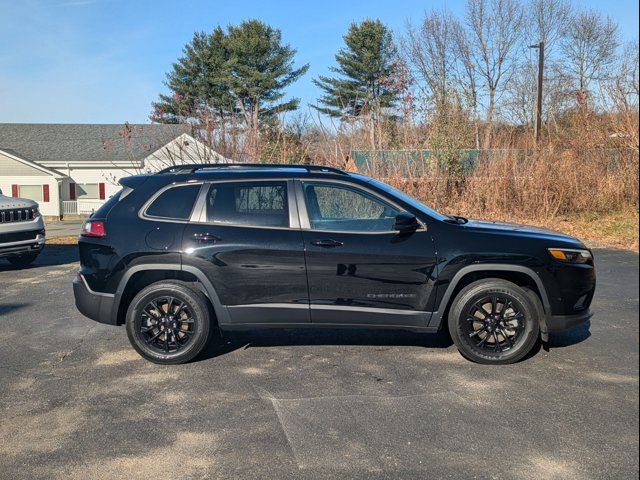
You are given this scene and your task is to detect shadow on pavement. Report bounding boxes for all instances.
[548,320,592,348]
[0,303,31,317]
[197,327,453,362]
[0,244,79,272]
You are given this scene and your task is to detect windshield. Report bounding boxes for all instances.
[362,177,448,221]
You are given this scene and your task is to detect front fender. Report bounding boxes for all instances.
[428,263,551,339]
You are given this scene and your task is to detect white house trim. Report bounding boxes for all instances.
[142,133,229,172]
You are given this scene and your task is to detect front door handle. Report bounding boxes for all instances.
[193,233,220,244]
[311,239,343,248]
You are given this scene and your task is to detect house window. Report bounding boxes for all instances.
[76,183,100,199]
[18,185,44,202]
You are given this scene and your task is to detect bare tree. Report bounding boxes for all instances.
[526,0,571,55]
[465,0,525,148]
[404,10,461,109]
[498,0,570,133]
[560,9,620,107]
[451,23,481,148]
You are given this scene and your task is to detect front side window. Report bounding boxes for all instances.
[146,184,201,220]
[303,182,400,232]
[206,181,289,228]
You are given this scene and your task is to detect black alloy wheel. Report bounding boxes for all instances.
[463,294,525,354]
[448,279,541,364]
[126,281,211,364]
[138,296,195,354]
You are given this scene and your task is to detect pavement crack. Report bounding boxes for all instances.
[52,323,98,367]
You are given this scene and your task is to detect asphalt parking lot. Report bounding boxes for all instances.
[0,246,638,480]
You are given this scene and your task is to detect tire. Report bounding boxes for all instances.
[126,281,212,364]
[7,253,39,268]
[448,279,541,365]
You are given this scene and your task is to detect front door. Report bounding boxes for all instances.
[296,180,437,327]
[182,179,309,325]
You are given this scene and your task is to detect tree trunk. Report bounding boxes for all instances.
[483,89,495,149]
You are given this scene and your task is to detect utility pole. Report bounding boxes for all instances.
[529,41,545,145]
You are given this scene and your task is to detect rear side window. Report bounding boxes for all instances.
[206,182,289,228]
[146,184,201,220]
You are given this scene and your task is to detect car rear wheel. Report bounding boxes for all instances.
[126,281,211,364]
[7,253,39,268]
[448,279,540,364]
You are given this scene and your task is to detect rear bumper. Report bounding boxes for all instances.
[73,274,118,325]
[547,309,593,332]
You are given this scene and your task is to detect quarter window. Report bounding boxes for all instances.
[303,182,400,232]
[146,184,201,220]
[206,182,289,228]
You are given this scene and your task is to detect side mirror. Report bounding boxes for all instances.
[393,211,419,233]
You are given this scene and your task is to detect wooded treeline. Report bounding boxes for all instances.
[151,0,638,164]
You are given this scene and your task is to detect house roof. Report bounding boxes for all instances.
[0,123,191,163]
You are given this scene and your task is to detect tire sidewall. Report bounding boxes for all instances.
[126,283,210,364]
[448,280,540,364]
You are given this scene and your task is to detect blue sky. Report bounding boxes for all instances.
[0,0,638,124]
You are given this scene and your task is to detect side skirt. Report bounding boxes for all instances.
[218,322,440,333]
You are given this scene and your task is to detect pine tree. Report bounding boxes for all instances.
[152,20,308,159]
[224,20,309,156]
[313,19,400,146]
[152,28,233,125]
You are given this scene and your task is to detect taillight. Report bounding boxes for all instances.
[81,220,106,238]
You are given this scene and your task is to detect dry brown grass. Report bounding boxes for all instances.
[46,236,78,245]
[355,147,639,251]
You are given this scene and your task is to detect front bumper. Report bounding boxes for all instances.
[547,309,593,332]
[0,216,46,257]
[73,274,117,325]
[0,232,46,257]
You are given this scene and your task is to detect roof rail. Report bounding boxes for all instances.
[156,163,347,175]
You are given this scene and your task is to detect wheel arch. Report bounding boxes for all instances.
[112,264,229,325]
[429,264,551,336]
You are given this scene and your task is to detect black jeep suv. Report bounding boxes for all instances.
[73,164,595,365]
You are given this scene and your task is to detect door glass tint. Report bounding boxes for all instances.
[303,183,399,231]
[206,182,289,227]
[146,184,201,220]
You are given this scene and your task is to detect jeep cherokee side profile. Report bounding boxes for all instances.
[0,188,46,267]
[73,164,595,365]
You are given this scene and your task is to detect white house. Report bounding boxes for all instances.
[0,123,228,219]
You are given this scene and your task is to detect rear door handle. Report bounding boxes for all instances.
[193,233,220,244]
[311,239,343,248]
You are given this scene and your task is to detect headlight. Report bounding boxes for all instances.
[548,248,592,264]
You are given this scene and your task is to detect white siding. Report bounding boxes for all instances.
[0,175,61,217]
[0,151,45,175]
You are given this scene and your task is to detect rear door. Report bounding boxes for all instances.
[181,179,310,325]
[296,179,437,327]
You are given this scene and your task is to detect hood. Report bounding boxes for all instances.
[0,194,39,209]
[463,219,585,247]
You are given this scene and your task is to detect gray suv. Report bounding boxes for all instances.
[0,188,46,267]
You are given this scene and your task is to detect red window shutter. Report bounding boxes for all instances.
[43,185,50,202]
[99,183,106,200]
[11,185,18,197]
[70,183,76,200]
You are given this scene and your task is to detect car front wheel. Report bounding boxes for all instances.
[126,281,211,364]
[448,279,541,364]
